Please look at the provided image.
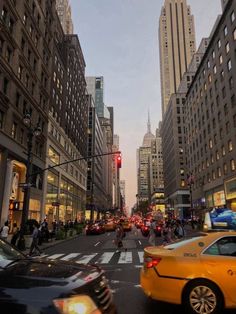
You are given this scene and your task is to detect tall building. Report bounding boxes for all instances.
[0,0,54,227]
[137,116,155,203]
[185,0,236,213]
[86,77,108,118]
[56,0,74,34]
[161,39,209,218]
[159,0,196,115]
[120,180,126,206]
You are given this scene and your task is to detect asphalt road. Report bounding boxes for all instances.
[42,227,234,314]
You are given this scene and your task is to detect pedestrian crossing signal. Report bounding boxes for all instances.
[9,200,20,211]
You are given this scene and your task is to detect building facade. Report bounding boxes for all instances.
[56,0,74,34]
[185,0,236,212]
[0,0,55,228]
[159,0,196,115]
[43,24,88,225]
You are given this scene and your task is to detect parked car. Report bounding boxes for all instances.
[140,231,236,314]
[0,239,116,314]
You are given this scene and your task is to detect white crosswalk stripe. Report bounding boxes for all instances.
[138,251,144,264]
[76,253,98,264]
[118,252,132,264]
[61,253,80,261]
[96,252,114,264]
[47,254,65,260]
[42,251,144,265]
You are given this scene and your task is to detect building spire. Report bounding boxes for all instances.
[147,110,151,133]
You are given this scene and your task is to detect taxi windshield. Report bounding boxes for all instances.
[164,237,203,250]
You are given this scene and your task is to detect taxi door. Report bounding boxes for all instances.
[201,236,236,305]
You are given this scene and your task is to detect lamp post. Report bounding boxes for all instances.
[187,173,195,221]
[18,113,41,250]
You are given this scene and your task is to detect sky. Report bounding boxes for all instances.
[70,0,222,210]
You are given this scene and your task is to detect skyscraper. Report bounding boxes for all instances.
[56,0,74,34]
[159,0,196,115]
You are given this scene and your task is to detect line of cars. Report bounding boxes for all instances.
[135,218,163,237]
[85,218,132,235]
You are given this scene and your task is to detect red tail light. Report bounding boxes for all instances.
[157,226,161,231]
[145,257,162,268]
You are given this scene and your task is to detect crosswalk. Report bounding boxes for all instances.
[40,251,144,265]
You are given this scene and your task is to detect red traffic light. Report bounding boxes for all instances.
[116,153,122,169]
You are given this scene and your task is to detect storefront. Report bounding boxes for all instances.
[205,187,226,208]
[224,177,236,211]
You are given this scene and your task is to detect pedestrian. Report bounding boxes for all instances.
[0,221,9,241]
[174,220,185,239]
[148,219,156,246]
[115,223,126,252]
[29,223,42,256]
[162,221,172,245]
[11,227,20,246]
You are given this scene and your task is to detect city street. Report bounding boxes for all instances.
[41,227,234,314]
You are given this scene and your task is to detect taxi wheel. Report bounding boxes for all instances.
[183,279,224,314]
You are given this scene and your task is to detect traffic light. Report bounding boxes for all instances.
[116,153,122,169]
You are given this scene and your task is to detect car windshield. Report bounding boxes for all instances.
[0,239,25,268]
[164,237,203,250]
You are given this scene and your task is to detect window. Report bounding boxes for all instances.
[224,103,228,115]
[212,50,215,59]
[11,122,17,139]
[204,237,236,256]
[219,55,223,64]
[229,77,233,90]
[209,139,213,149]
[224,25,228,37]
[208,74,212,83]
[217,39,221,49]
[231,159,235,171]
[226,121,230,134]
[225,42,230,54]
[3,78,9,94]
[224,163,228,174]
[48,146,60,164]
[18,66,22,79]
[216,150,220,160]
[222,146,226,156]
[234,28,236,40]
[231,11,235,23]
[213,65,217,74]
[19,128,24,144]
[228,140,233,151]
[0,110,4,129]
[217,167,222,177]
[227,59,232,71]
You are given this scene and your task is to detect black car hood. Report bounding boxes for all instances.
[4,258,101,283]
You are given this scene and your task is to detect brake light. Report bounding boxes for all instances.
[145,257,161,268]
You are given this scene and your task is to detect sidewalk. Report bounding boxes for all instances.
[7,233,81,255]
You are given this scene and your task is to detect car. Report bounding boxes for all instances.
[85,222,105,235]
[154,223,162,237]
[103,219,116,232]
[140,231,236,314]
[120,219,132,232]
[0,239,116,314]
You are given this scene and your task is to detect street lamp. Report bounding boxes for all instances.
[187,173,195,221]
[18,113,41,250]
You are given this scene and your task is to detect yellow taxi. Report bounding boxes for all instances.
[103,219,116,232]
[140,231,236,314]
[120,219,132,231]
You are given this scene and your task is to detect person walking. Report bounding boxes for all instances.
[29,223,42,256]
[174,220,185,239]
[0,221,9,241]
[162,221,172,245]
[115,223,126,252]
[148,219,156,246]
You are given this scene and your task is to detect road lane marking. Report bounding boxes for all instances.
[94,241,100,247]
[96,252,114,264]
[138,251,144,263]
[76,253,97,264]
[61,253,80,261]
[138,240,142,245]
[47,254,64,260]
[118,252,132,264]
